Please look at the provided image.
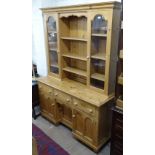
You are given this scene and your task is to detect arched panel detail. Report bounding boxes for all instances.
[92,14,107,34]
[47,16,57,31]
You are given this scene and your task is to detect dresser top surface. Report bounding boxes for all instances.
[37,76,114,107]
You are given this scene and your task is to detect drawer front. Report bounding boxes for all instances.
[54,89,72,106]
[73,98,96,116]
[38,83,53,97]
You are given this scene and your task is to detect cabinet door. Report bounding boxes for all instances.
[48,94,56,121]
[39,92,49,114]
[44,14,60,77]
[72,109,84,136]
[83,115,95,143]
[72,109,96,143]
[89,11,111,91]
[57,103,72,128]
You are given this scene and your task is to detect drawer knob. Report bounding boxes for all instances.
[52,103,55,106]
[39,86,42,89]
[55,93,58,96]
[72,115,76,118]
[74,102,78,106]
[66,99,70,102]
[89,109,93,113]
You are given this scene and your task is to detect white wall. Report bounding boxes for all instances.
[32,0,121,76]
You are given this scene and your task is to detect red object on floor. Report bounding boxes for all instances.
[32,124,70,155]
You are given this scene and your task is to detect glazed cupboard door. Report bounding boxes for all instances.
[88,11,111,92]
[44,14,60,77]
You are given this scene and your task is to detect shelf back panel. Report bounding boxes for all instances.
[60,16,87,39]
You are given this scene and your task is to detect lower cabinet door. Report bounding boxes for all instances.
[72,109,95,143]
[57,103,72,128]
[48,96,56,121]
[39,92,49,114]
[72,109,84,136]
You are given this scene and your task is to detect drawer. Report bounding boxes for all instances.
[54,89,72,106]
[38,83,53,96]
[73,98,96,116]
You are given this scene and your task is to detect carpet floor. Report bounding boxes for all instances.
[33,123,69,155]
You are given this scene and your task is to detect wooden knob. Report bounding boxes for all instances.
[89,109,93,113]
[66,99,70,102]
[72,115,76,118]
[55,93,58,96]
[39,86,42,89]
[74,102,78,106]
[52,103,55,106]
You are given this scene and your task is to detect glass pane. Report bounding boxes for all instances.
[49,51,59,74]
[92,15,107,34]
[90,59,105,90]
[91,59,105,75]
[91,37,106,59]
[50,66,59,74]
[47,16,56,31]
[48,32,57,49]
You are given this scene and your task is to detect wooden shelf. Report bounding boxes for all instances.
[91,53,106,60]
[63,67,87,77]
[48,41,57,44]
[62,53,87,61]
[61,37,88,42]
[118,74,123,85]
[91,33,107,37]
[91,73,105,81]
[119,50,123,59]
[116,98,123,109]
[48,30,57,33]
[49,48,57,51]
[51,64,59,68]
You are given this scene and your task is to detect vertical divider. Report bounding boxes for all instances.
[86,11,91,86]
[43,14,50,76]
[57,13,62,80]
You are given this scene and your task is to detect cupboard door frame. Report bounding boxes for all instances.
[43,13,61,78]
[72,109,96,144]
[88,10,113,94]
[56,102,73,128]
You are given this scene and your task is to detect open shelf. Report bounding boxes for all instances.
[119,49,123,59]
[91,33,107,37]
[61,37,87,42]
[91,73,105,81]
[118,73,123,85]
[62,53,87,61]
[63,67,87,77]
[91,52,106,60]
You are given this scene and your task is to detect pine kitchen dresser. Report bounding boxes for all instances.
[37,1,121,152]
